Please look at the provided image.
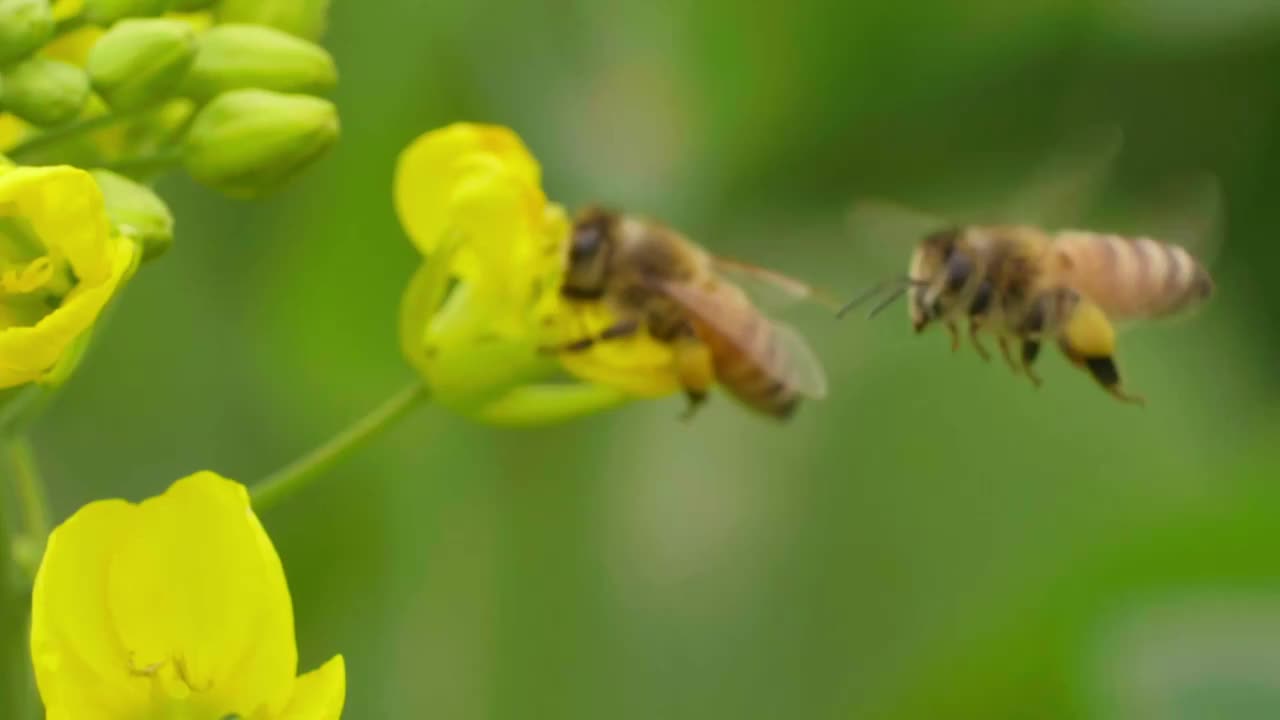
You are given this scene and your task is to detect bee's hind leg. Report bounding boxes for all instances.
[1020,340,1043,387]
[968,320,990,362]
[672,330,715,421]
[541,318,640,353]
[1079,354,1146,406]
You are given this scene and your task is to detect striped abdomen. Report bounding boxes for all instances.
[698,314,801,419]
[1049,231,1213,320]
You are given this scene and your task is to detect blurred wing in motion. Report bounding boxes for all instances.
[710,255,843,312]
[1001,125,1126,227]
[1124,171,1226,268]
[845,196,950,249]
[659,279,829,399]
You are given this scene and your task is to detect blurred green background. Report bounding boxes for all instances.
[38,0,1280,717]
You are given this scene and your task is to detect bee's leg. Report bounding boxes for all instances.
[968,320,990,362]
[1020,340,1043,387]
[672,332,714,421]
[946,321,962,352]
[997,336,1020,374]
[1057,299,1145,405]
[1060,345,1146,406]
[541,318,640,353]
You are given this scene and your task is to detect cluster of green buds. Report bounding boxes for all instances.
[0,0,336,397]
[0,0,337,207]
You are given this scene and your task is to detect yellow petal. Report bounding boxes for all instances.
[106,472,298,715]
[554,302,679,397]
[31,499,150,719]
[0,233,134,387]
[394,122,541,256]
[279,656,346,720]
[477,382,630,425]
[0,166,114,281]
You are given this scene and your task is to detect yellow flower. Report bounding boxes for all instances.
[0,165,135,387]
[30,471,346,720]
[395,122,675,424]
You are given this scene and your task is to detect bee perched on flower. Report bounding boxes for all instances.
[395,123,828,423]
[395,123,679,424]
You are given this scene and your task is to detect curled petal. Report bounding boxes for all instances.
[279,655,346,720]
[394,122,541,257]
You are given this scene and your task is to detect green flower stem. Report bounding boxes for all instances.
[0,460,21,720]
[251,382,430,512]
[0,441,37,720]
[7,437,46,583]
[7,111,144,162]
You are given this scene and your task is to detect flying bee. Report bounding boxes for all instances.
[550,206,829,419]
[841,224,1214,404]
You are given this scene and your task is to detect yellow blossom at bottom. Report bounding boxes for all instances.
[30,472,345,720]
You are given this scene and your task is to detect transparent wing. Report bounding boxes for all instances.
[844,126,1124,240]
[1121,171,1225,268]
[658,280,829,399]
[1001,125,1125,227]
[845,196,949,249]
[710,255,843,312]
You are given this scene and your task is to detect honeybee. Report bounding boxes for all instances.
[551,206,828,419]
[841,225,1214,404]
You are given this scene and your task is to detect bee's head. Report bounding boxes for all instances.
[562,206,618,300]
[908,227,977,332]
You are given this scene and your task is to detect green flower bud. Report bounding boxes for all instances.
[1,57,89,127]
[183,89,338,198]
[216,0,328,40]
[91,169,174,260]
[83,0,169,25]
[88,19,197,112]
[0,0,53,67]
[183,24,335,102]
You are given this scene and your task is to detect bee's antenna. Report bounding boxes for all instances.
[866,286,908,319]
[836,277,927,319]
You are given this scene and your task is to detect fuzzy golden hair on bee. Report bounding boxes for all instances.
[554,208,829,420]
[1047,231,1214,320]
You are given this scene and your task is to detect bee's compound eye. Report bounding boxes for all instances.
[944,253,973,292]
[570,223,604,260]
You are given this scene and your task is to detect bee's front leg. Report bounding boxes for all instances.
[541,318,640,353]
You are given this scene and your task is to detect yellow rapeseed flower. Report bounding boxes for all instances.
[395,122,676,424]
[30,471,346,720]
[0,164,135,387]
